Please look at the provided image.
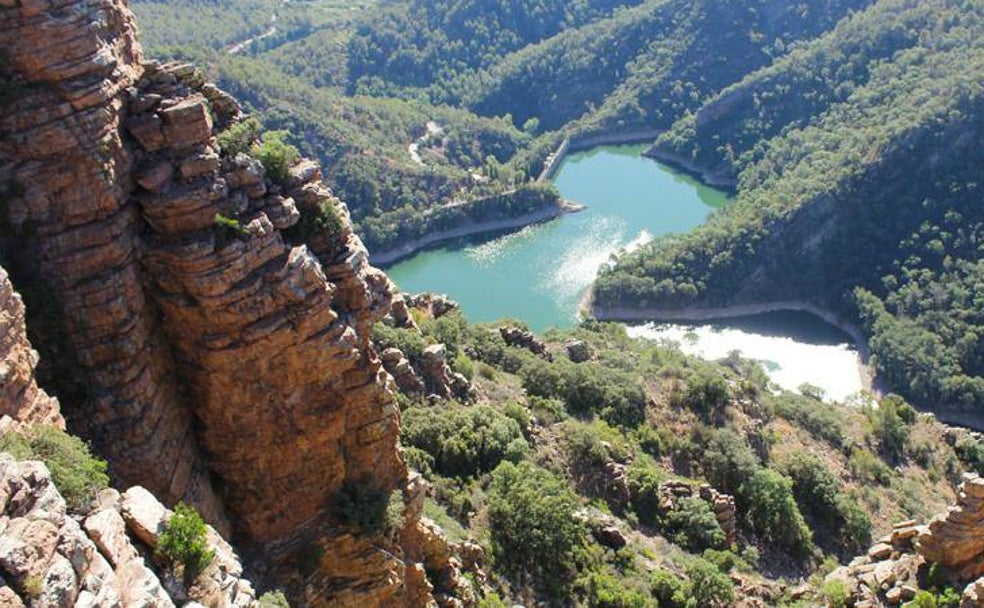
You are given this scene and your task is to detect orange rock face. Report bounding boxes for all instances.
[0,266,62,430]
[0,1,428,605]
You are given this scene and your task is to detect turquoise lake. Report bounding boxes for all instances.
[383,144,868,402]
[384,144,728,331]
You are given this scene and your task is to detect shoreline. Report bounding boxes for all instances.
[643,146,738,191]
[589,298,878,394]
[370,200,584,267]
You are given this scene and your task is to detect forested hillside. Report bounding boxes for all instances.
[594,0,984,416]
[131,0,871,253]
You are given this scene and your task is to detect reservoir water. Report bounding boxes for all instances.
[385,144,865,401]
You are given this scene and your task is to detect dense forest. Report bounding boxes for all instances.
[594,0,984,416]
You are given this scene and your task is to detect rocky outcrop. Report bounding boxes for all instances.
[565,339,592,363]
[827,475,984,607]
[916,474,984,581]
[419,344,472,401]
[381,348,427,395]
[0,267,62,431]
[0,1,434,605]
[0,454,257,607]
[499,326,552,360]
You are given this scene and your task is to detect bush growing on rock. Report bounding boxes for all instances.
[216,116,261,156]
[252,130,300,182]
[0,424,109,513]
[701,429,760,495]
[330,480,402,535]
[156,502,214,578]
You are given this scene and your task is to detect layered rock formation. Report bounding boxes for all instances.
[828,474,984,607]
[0,1,450,605]
[0,454,258,607]
[916,474,984,582]
[0,267,62,431]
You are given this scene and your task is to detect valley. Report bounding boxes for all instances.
[1,0,984,607]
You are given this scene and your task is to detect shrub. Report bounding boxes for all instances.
[331,480,400,535]
[674,368,730,419]
[627,464,664,527]
[702,429,760,495]
[251,130,300,183]
[258,591,291,608]
[216,117,261,156]
[849,448,892,485]
[739,469,815,559]
[822,580,851,608]
[156,503,214,578]
[871,394,913,460]
[402,403,525,478]
[520,358,646,428]
[772,393,847,449]
[686,558,735,608]
[214,213,248,248]
[487,461,584,595]
[650,569,685,607]
[286,197,344,246]
[782,453,840,525]
[0,425,109,513]
[584,572,655,608]
[663,496,726,552]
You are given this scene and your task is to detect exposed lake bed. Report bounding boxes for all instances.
[385,144,867,402]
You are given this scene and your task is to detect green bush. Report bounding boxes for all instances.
[771,393,847,450]
[216,117,261,156]
[286,197,344,248]
[331,480,401,535]
[402,403,526,478]
[674,368,730,420]
[739,469,815,559]
[821,580,851,608]
[520,358,646,428]
[849,448,892,485]
[584,572,655,608]
[156,503,214,578]
[258,591,291,608]
[0,425,109,513]
[627,464,664,527]
[251,130,301,183]
[871,394,913,460]
[650,569,684,607]
[702,429,760,495]
[686,558,735,608]
[487,461,584,595]
[663,496,726,553]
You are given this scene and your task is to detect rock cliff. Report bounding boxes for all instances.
[0,0,444,604]
[0,267,62,431]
